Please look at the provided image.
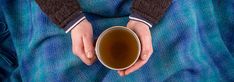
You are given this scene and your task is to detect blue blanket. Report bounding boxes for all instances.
[0,0,234,82]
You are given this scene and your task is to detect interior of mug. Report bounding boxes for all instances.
[95,26,141,70]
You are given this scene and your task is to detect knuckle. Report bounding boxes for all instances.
[142,59,148,63]
[72,47,77,54]
[83,34,90,38]
[149,48,153,54]
[83,34,88,37]
[72,47,79,55]
[84,44,94,52]
[143,49,153,55]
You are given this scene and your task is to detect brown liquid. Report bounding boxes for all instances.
[99,28,139,69]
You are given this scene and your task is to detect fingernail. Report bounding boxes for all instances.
[87,52,92,59]
[120,72,124,76]
[118,71,125,76]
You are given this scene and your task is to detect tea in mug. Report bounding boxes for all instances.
[98,27,140,69]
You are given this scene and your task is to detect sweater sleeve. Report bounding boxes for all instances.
[130,0,172,27]
[35,0,85,33]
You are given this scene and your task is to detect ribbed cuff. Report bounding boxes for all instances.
[129,12,153,28]
[64,13,86,33]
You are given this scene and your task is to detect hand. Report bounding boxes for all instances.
[118,20,153,76]
[71,19,96,65]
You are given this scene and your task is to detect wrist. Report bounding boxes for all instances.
[129,12,153,28]
[65,13,86,33]
[128,20,150,29]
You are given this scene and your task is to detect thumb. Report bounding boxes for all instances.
[83,35,95,59]
[126,21,135,29]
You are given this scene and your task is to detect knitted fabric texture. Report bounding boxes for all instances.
[35,0,82,30]
[0,0,234,82]
[132,0,172,24]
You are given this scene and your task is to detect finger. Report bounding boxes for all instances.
[126,24,135,30]
[118,70,125,76]
[125,26,153,75]
[77,50,93,65]
[72,37,93,65]
[83,35,97,64]
[122,43,152,76]
[89,53,97,64]
[137,29,153,60]
[78,50,96,65]
[71,35,84,57]
[124,21,153,75]
[124,59,147,76]
[83,34,95,59]
[141,44,153,60]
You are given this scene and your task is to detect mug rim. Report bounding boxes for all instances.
[95,26,141,70]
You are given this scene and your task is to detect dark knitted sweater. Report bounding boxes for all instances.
[35,0,172,31]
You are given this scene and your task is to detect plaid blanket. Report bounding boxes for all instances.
[0,0,234,82]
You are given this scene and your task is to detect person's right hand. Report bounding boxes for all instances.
[71,19,96,65]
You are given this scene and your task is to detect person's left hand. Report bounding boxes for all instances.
[118,20,153,76]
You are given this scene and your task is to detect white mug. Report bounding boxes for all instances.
[95,26,141,70]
